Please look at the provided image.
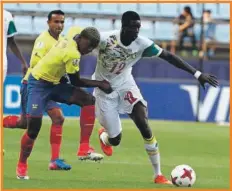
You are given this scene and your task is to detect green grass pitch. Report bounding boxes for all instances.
[3,118,230,189]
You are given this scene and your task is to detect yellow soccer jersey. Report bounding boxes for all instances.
[23,31,63,81]
[32,38,80,84]
[66,26,83,39]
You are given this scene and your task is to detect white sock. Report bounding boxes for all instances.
[100,131,111,146]
[144,136,162,177]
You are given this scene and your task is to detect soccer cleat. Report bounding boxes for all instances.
[3,115,19,128]
[77,144,104,161]
[98,127,113,156]
[154,175,172,185]
[49,159,71,170]
[16,163,29,180]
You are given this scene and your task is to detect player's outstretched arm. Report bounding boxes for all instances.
[68,72,113,94]
[158,50,219,89]
[8,37,28,75]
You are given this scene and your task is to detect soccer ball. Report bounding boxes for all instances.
[171,164,196,187]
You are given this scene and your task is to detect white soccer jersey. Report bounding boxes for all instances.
[92,30,163,89]
[3,10,17,81]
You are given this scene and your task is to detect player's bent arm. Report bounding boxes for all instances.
[68,72,102,87]
[158,50,197,75]
[143,43,218,88]
[8,37,28,74]
[68,72,113,94]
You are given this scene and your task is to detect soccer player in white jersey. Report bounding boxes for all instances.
[92,11,218,184]
[3,9,27,82]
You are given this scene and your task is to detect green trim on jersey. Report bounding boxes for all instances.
[142,43,162,57]
[7,21,17,37]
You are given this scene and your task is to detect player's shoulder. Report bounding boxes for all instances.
[68,26,83,34]
[33,31,54,49]
[66,26,83,39]
[135,35,154,49]
[36,31,50,41]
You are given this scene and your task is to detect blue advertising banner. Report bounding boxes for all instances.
[3,76,229,123]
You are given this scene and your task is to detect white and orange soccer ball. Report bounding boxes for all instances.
[171,164,196,187]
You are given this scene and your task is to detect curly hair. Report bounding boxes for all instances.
[80,27,100,48]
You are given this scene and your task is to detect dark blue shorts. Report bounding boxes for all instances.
[20,82,61,116]
[27,75,75,117]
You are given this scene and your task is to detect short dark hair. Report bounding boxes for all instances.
[80,27,100,48]
[184,6,191,14]
[121,11,140,26]
[48,10,65,21]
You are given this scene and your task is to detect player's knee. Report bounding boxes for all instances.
[27,117,42,140]
[109,133,122,146]
[82,94,95,106]
[48,109,65,125]
[17,115,27,129]
[51,114,65,125]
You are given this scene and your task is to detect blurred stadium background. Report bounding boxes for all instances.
[3,3,230,123]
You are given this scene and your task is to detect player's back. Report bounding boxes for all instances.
[66,26,83,39]
[32,38,80,84]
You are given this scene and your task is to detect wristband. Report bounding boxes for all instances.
[194,71,202,79]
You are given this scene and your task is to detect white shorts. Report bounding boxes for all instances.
[94,79,147,138]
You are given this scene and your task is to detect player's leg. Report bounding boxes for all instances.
[16,76,48,179]
[3,82,28,129]
[128,101,171,184]
[46,102,71,170]
[51,84,103,161]
[77,88,100,160]
[119,84,171,184]
[77,104,97,160]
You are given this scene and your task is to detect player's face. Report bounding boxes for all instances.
[48,14,65,35]
[77,37,95,55]
[122,20,141,41]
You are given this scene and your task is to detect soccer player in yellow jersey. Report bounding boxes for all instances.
[16,26,112,179]
[4,11,104,163]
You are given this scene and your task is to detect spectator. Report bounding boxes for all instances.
[200,10,216,59]
[178,6,198,57]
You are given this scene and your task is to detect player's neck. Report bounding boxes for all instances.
[120,32,132,46]
[48,30,59,40]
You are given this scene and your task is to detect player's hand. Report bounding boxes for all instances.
[99,80,113,94]
[198,73,219,89]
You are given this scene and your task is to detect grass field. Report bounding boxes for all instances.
[3,118,230,189]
